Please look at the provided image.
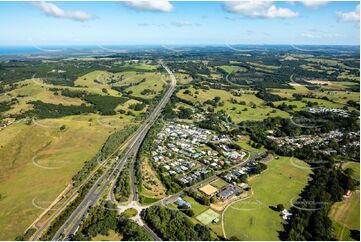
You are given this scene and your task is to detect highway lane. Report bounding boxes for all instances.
[52,62,176,241]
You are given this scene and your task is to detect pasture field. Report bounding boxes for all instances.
[270,83,359,106]
[305,58,357,70]
[177,87,255,104]
[219,65,247,74]
[0,114,134,240]
[306,80,359,91]
[235,135,267,153]
[123,63,158,70]
[337,72,360,81]
[273,98,344,112]
[330,162,360,240]
[177,87,289,122]
[116,99,147,116]
[174,73,193,85]
[74,71,121,96]
[215,101,289,122]
[223,156,311,240]
[329,191,360,236]
[313,90,359,105]
[124,73,165,99]
[269,84,310,99]
[113,72,164,87]
[332,221,353,241]
[4,79,86,115]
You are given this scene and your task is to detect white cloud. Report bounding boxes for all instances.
[33,1,96,22]
[224,1,299,18]
[171,21,200,27]
[301,1,328,8]
[301,33,316,38]
[336,4,360,23]
[301,31,340,39]
[124,0,173,12]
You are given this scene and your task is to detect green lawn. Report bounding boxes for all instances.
[223,156,311,240]
[211,179,229,190]
[183,196,209,216]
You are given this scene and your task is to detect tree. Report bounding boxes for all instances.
[178,107,193,119]
[276,204,284,212]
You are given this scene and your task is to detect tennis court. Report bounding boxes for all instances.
[196,209,220,225]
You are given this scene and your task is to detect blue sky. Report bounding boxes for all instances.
[0,1,359,46]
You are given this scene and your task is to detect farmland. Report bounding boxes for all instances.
[176,87,289,122]
[0,114,134,240]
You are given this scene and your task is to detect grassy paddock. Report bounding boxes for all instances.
[329,191,360,234]
[0,114,133,240]
[223,156,311,240]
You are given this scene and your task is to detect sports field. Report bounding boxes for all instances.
[223,156,311,240]
[196,209,220,225]
[199,184,218,196]
[210,178,229,190]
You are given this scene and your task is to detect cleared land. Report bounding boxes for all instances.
[139,158,166,199]
[124,73,166,99]
[223,156,311,240]
[329,191,360,239]
[0,114,134,240]
[329,162,360,240]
